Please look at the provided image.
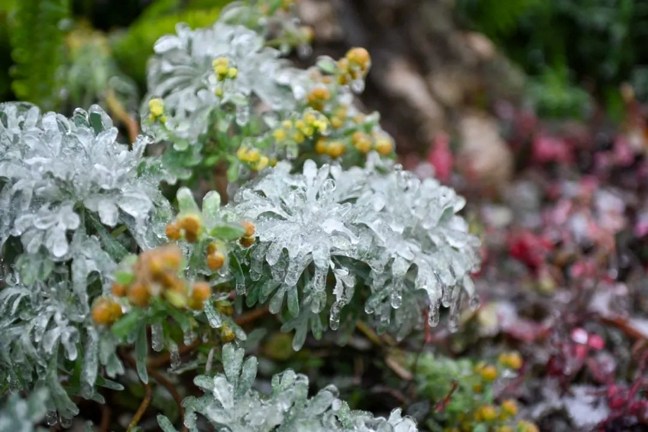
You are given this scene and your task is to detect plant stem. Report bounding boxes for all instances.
[127,383,152,432]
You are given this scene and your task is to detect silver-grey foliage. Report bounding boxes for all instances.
[158,344,418,432]
[143,20,296,143]
[229,155,481,349]
[0,102,167,416]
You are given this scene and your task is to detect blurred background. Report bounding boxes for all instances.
[2,0,648,188]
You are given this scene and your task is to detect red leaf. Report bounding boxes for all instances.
[427,132,453,183]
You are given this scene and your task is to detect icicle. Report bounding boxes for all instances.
[151,322,164,352]
[183,329,196,346]
[389,288,403,309]
[169,342,181,369]
[46,411,58,426]
[441,284,452,308]
[428,302,440,327]
[235,105,250,125]
[329,302,341,331]
[203,300,223,328]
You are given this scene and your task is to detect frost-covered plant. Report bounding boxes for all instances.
[0,102,169,416]
[1,1,482,430]
[0,102,170,281]
[141,1,394,181]
[158,344,418,432]
[228,155,481,348]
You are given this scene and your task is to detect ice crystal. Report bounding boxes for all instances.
[229,155,481,347]
[0,102,170,280]
[158,344,418,432]
[0,102,165,415]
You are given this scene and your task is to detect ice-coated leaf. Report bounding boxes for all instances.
[159,344,418,432]
[229,155,481,344]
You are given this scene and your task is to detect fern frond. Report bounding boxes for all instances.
[456,0,541,37]
[8,0,70,110]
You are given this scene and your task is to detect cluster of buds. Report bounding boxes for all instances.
[166,214,203,243]
[337,47,371,85]
[272,110,329,145]
[91,245,214,325]
[148,98,166,123]
[212,56,238,81]
[314,138,345,159]
[236,146,270,172]
[314,131,394,159]
[473,399,518,423]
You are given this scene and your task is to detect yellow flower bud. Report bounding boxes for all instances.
[500,399,518,418]
[375,137,394,155]
[149,98,165,118]
[479,364,498,382]
[254,156,269,171]
[326,141,345,158]
[272,129,287,141]
[315,138,327,154]
[476,405,498,422]
[499,351,523,370]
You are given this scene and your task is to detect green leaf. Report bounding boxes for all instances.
[157,415,179,432]
[135,324,149,383]
[316,57,337,75]
[111,310,143,339]
[176,187,200,215]
[209,224,245,240]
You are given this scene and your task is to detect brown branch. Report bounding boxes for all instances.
[121,349,188,432]
[147,338,202,369]
[434,380,459,413]
[99,404,111,432]
[127,383,152,432]
[148,368,185,425]
[235,307,270,326]
[105,89,139,144]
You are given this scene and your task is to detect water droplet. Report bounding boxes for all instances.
[390,290,402,309]
[469,294,480,311]
[46,411,58,426]
[297,44,312,58]
[350,79,365,93]
[59,415,72,428]
[235,105,250,126]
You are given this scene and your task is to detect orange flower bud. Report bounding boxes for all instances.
[128,281,151,307]
[92,297,123,325]
[165,222,181,240]
[207,251,226,270]
[111,282,127,297]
